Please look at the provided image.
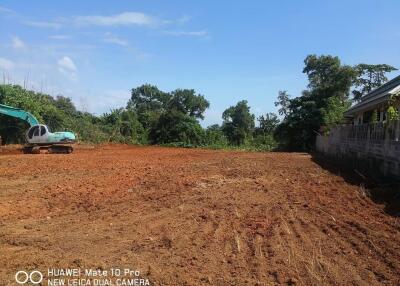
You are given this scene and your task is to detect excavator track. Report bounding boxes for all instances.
[48,145,73,154]
[23,145,73,154]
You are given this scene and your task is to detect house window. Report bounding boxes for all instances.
[363,110,373,123]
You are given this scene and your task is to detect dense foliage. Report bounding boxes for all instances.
[0,84,277,150]
[222,100,255,145]
[0,84,112,144]
[274,55,396,150]
[0,54,395,152]
[352,64,397,102]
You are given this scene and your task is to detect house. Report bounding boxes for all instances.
[344,75,400,125]
[316,75,400,179]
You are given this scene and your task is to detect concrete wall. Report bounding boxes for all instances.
[316,121,400,179]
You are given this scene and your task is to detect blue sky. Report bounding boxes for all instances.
[0,0,399,126]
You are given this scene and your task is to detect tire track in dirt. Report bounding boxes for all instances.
[0,146,399,285]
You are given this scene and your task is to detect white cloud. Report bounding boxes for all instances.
[104,37,128,46]
[74,12,157,27]
[21,12,197,36]
[11,36,26,49]
[0,6,13,13]
[57,56,78,81]
[49,35,70,40]
[163,30,208,37]
[177,15,190,24]
[0,57,15,70]
[57,56,77,72]
[23,12,158,29]
[24,20,62,29]
[103,33,129,46]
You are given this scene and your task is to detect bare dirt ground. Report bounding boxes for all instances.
[0,145,399,285]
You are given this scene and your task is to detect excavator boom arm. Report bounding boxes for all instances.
[0,104,39,126]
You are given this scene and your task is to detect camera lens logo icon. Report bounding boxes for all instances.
[15,271,43,284]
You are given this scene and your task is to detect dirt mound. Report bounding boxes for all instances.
[0,144,22,155]
[0,145,399,285]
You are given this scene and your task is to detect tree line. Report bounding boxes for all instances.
[0,54,396,151]
[0,83,277,150]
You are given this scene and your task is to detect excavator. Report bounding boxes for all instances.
[0,104,76,153]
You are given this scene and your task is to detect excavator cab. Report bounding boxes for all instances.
[26,124,48,144]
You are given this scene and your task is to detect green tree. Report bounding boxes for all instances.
[274,90,321,150]
[222,100,255,145]
[303,54,355,102]
[352,64,397,102]
[204,124,228,146]
[168,89,210,119]
[321,96,351,127]
[127,85,210,145]
[101,108,145,143]
[274,91,291,116]
[275,55,356,150]
[54,95,77,115]
[251,113,279,151]
[150,109,204,145]
[127,84,170,130]
[256,113,279,135]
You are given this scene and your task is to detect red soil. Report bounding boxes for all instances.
[0,145,399,285]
